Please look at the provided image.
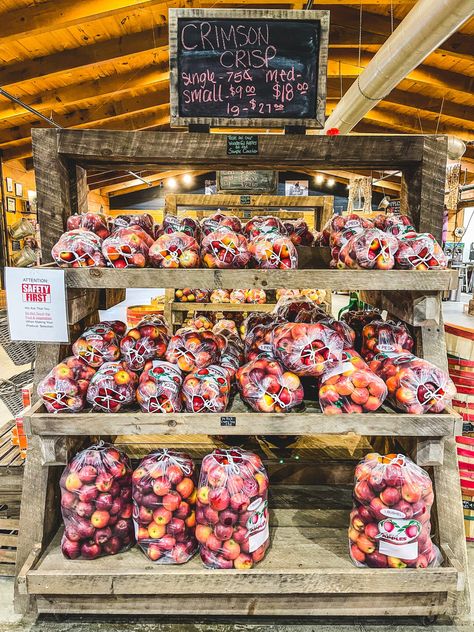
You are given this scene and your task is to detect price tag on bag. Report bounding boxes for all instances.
[5,267,69,343]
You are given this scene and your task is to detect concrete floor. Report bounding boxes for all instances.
[1,291,473,630]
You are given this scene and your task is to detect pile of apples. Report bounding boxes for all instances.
[361,319,414,362]
[60,443,134,560]
[201,230,250,269]
[373,213,414,237]
[341,309,381,348]
[196,448,270,569]
[395,233,448,270]
[243,215,287,240]
[132,450,198,564]
[86,361,138,412]
[236,358,304,412]
[349,453,440,569]
[166,329,221,372]
[272,322,344,377]
[369,353,456,414]
[182,365,231,413]
[102,226,153,268]
[244,313,279,362]
[137,360,183,413]
[52,229,106,268]
[328,216,373,266]
[149,232,200,268]
[210,289,231,303]
[72,321,125,368]
[175,288,209,303]
[120,315,169,372]
[284,219,314,246]
[274,295,325,323]
[319,349,388,414]
[38,356,96,413]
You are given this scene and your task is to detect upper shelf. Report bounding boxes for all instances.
[52,268,458,291]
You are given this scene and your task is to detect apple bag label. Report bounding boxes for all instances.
[247,497,269,553]
[5,267,69,343]
[377,517,421,560]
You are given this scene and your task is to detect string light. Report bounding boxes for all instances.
[166,177,177,189]
[327,178,336,188]
[182,173,194,186]
[315,174,324,185]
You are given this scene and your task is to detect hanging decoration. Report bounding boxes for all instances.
[347,176,372,213]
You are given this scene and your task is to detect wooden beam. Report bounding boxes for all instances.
[0,67,169,125]
[0,27,168,87]
[327,80,474,126]
[0,84,170,145]
[105,169,209,196]
[328,6,473,61]
[0,0,185,44]
[327,53,474,98]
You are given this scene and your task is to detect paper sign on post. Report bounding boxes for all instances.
[5,267,69,343]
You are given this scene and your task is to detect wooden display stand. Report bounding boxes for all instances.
[162,192,333,329]
[15,130,468,621]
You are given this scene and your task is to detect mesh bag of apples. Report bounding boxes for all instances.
[60,442,134,560]
[196,448,270,569]
[132,449,198,564]
[349,453,442,568]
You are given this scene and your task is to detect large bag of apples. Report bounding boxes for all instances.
[249,235,297,269]
[38,356,96,413]
[149,232,200,268]
[236,358,304,412]
[52,229,106,267]
[102,226,153,268]
[182,365,231,413]
[349,453,441,568]
[72,321,126,368]
[132,449,197,564]
[201,230,250,269]
[272,322,344,377]
[60,442,134,559]
[158,215,200,240]
[166,328,220,372]
[86,361,138,412]
[370,353,456,414]
[137,360,183,413]
[67,212,110,239]
[120,315,170,372]
[112,213,155,238]
[196,448,270,569]
[395,233,447,270]
[319,349,387,415]
[338,228,398,270]
[361,319,414,362]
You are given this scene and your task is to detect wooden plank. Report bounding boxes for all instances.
[26,527,458,596]
[67,289,100,325]
[359,290,441,326]
[26,404,459,438]
[56,268,459,291]
[171,302,275,313]
[34,592,450,617]
[99,289,126,311]
[0,519,19,531]
[0,549,16,563]
[416,437,445,467]
[0,534,18,547]
[166,193,331,211]
[55,130,426,169]
[0,563,16,577]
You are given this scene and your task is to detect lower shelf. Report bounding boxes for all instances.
[24,486,459,617]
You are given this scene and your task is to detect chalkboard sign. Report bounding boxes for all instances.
[169,8,329,129]
[217,170,277,194]
[227,135,258,155]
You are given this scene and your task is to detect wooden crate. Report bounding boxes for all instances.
[15,130,468,621]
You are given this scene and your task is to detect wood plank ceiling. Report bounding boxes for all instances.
[0,0,472,197]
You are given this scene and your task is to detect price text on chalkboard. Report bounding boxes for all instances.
[169,9,329,128]
[227,135,258,155]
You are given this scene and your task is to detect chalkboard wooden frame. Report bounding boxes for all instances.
[216,170,278,194]
[169,8,330,129]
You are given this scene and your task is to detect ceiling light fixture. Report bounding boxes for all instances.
[327,178,336,188]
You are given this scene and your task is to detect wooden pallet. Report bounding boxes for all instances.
[0,422,23,575]
[14,129,468,621]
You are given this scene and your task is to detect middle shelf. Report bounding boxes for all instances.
[26,399,460,438]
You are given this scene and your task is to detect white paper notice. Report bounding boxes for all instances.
[5,267,69,343]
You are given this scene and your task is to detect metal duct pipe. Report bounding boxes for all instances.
[323,0,474,135]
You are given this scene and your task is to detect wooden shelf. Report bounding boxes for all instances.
[26,400,460,438]
[171,301,276,313]
[22,486,460,617]
[53,268,458,291]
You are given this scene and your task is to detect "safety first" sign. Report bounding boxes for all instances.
[5,267,69,343]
